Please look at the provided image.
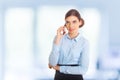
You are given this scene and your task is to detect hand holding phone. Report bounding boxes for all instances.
[57,26,67,36]
[61,27,66,35]
[55,25,67,45]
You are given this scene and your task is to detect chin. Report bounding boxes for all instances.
[69,31,74,34]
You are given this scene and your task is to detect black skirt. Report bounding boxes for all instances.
[54,71,83,80]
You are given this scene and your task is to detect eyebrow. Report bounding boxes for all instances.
[66,20,77,23]
[73,20,77,23]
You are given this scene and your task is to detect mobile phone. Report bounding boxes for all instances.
[63,24,68,35]
[60,25,66,35]
[60,28,66,35]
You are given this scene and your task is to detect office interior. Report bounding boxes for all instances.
[0,0,120,80]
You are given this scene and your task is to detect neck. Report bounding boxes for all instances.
[68,32,79,39]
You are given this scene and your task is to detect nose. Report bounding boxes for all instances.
[69,23,74,28]
[66,23,73,28]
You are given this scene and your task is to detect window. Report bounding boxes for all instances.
[4,8,34,80]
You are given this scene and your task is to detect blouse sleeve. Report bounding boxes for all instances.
[49,36,61,66]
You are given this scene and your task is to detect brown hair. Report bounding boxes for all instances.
[65,9,84,28]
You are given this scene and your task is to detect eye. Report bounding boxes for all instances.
[73,20,77,23]
[65,21,69,24]
[65,21,70,26]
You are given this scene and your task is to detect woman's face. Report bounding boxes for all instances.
[65,16,81,34]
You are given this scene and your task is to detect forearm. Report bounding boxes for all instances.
[49,43,60,66]
[54,36,62,45]
[60,65,89,75]
[49,53,59,66]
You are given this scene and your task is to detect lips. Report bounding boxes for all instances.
[69,28,74,32]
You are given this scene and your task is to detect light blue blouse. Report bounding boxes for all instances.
[49,33,89,75]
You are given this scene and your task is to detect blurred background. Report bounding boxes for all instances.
[0,0,120,80]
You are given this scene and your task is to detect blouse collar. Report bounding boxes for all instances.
[66,33,82,42]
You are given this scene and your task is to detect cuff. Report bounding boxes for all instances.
[60,66,66,73]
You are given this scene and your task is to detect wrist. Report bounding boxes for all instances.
[54,36,62,45]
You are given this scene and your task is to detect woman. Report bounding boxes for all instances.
[48,9,89,80]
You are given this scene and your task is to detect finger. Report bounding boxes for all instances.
[57,26,64,35]
[49,66,52,69]
[48,64,52,69]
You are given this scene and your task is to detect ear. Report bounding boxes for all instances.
[80,20,82,25]
[79,20,82,26]
[79,18,84,28]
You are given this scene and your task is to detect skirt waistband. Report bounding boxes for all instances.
[57,64,79,66]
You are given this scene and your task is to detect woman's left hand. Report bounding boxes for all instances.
[48,64,53,69]
[53,65,60,71]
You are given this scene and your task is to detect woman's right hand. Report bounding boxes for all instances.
[54,26,66,45]
[57,26,66,36]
